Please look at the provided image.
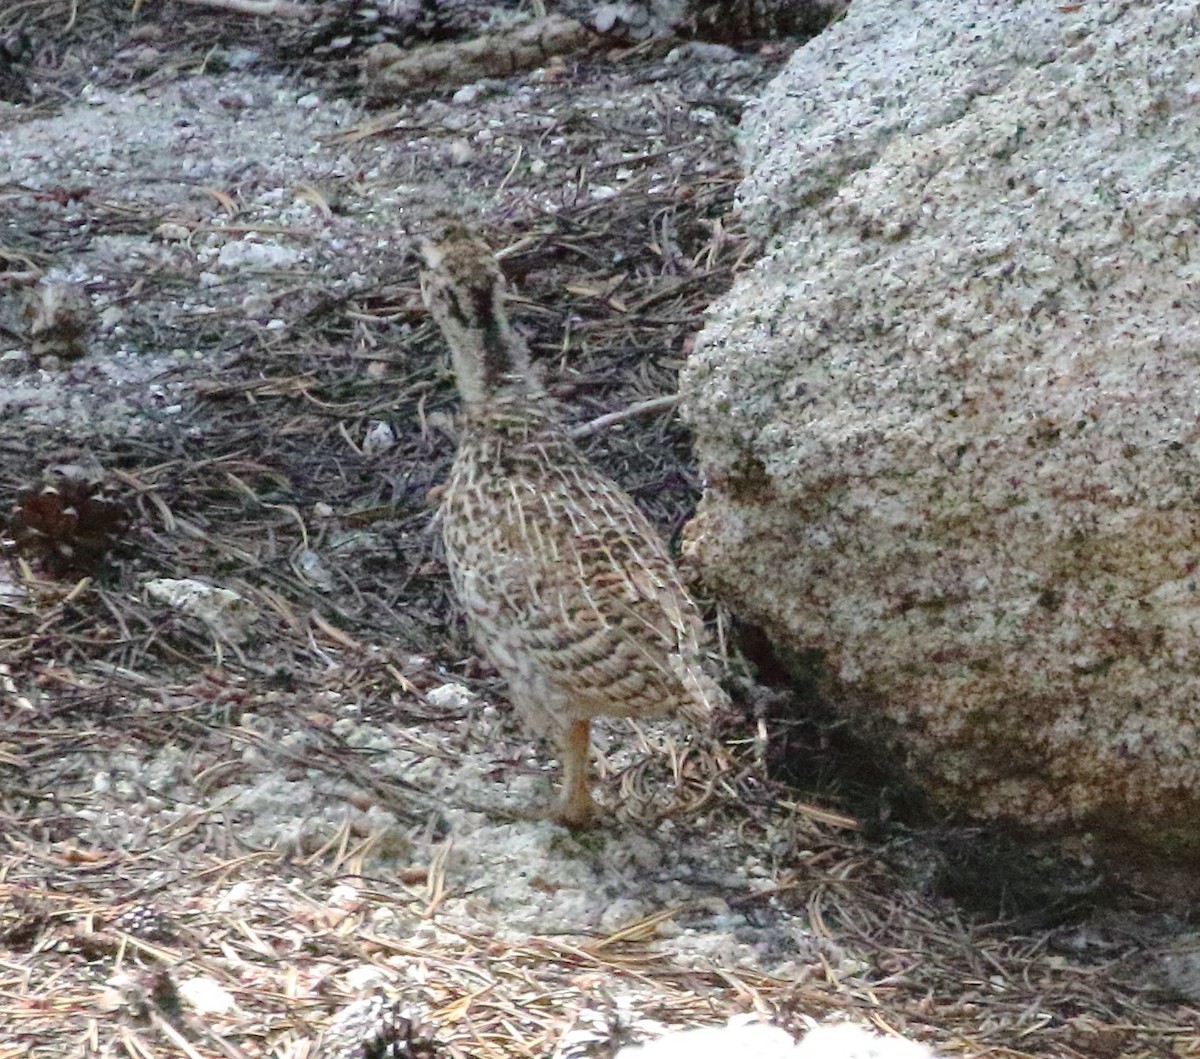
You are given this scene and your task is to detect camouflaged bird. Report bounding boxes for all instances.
[420,222,725,828]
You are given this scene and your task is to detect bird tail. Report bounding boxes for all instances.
[672,652,728,729]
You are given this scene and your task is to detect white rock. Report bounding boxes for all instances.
[797,1024,935,1059]
[177,976,237,1015]
[329,883,364,909]
[294,548,333,591]
[683,0,1200,865]
[145,578,259,643]
[97,305,124,330]
[362,420,396,456]
[215,238,301,271]
[665,42,738,64]
[616,1020,797,1059]
[448,139,475,165]
[225,47,260,69]
[343,964,391,991]
[153,222,191,242]
[216,880,256,911]
[424,683,474,710]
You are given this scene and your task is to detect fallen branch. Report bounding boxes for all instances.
[175,0,313,19]
[363,15,595,100]
[569,394,680,440]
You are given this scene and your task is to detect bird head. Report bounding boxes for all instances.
[418,221,540,404]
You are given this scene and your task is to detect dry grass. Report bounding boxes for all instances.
[3,688,1196,1058]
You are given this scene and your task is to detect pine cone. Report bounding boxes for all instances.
[281,0,488,69]
[6,464,131,578]
[110,904,178,943]
[318,995,439,1059]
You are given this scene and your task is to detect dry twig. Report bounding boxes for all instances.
[176,0,312,18]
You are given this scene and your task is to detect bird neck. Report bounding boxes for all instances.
[463,389,563,434]
[448,283,545,405]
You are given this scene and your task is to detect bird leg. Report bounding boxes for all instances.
[551,718,599,828]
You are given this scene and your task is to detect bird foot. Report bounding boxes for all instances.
[548,789,602,830]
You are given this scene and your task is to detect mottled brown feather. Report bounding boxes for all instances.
[420,223,724,825]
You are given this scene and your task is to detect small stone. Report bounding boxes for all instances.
[362,420,395,456]
[364,42,403,78]
[425,683,474,710]
[216,239,301,271]
[177,977,237,1016]
[225,47,260,69]
[144,578,259,643]
[98,305,124,330]
[448,139,475,165]
[295,549,334,591]
[343,965,392,992]
[129,23,163,42]
[218,92,254,111]
[328,884,365,910]
[666,42,738,63]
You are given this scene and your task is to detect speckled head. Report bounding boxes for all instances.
[418,220,541,404]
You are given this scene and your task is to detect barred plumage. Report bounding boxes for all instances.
[420,222,724,827]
